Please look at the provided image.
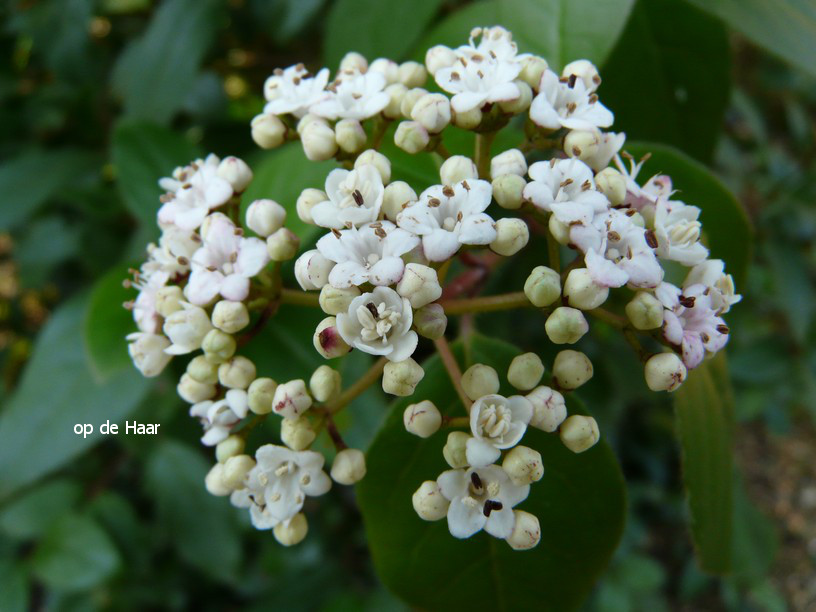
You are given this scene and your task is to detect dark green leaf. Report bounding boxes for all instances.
[731,471,778,581]
[601,0,730,162]
[0,479,81,539]
[0,559,28,612]
[15,216,82,288]
[357,333,626,611]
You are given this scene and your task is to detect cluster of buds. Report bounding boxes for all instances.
[124,25,739,549]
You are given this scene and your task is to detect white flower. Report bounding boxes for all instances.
[660,282,729,369]
[614,154,673,213]
[336,286,418,362]
[435,53,521,114]
[456,26,518,62]
[683,259,741,314]
[529,69,613,131]
[397,179,496,262]
[158,155,233,231]
[264,64,331,118]
[190,389,249,446]
[162,301,213,355]
[143,225,201,277]
[310,165,385,229]
[466,394,533,467]
[437,465,529,539]
[126,332,172,377]
[230,444,331,526]
[131,269,169,334]
[524,158,609,226]
[654,198,708,265]
[310,69,389,120]
[316,221,418,288]
[185,213,269,305]
[564,130,626,172]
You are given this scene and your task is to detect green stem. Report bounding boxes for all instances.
[442,415,470,428]
[439,291,531,315]
[433,336,471,410]
[475,132,496,179]
[279,288,320,307]
[323,357,387,415]
[588,307,628,329]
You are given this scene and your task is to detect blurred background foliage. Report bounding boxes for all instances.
[0,0,814,610]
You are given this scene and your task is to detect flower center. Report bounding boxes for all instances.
[357,301,401,344]
[275,461,296,477]
[477,404,512,441]
[465,471,504,516]
[668,220,701,245]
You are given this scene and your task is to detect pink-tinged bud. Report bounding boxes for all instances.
[313,317,351,359]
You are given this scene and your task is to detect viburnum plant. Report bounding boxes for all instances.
[124,26,740,550]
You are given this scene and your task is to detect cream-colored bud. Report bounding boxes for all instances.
[560,415,600,453]
[313,316,351,359]
[461,363,500,401]
[222,454,255,489]
[384,83,408,119]
[506,509,541,550]
[247,377,277,414]
[281,416,317,451]
[490,218,529,256]
[382,180,417,221]
[594,167,626,206]
[625,292,664,330]
[524,266,561,307]
[295,249,334,291]
[301,121,338,161]
[339,51,367,73]
[217,156,252,193]
[400,87,428,118]
[412,93,451,133]
[201,329,236,363]
[502,445,544,486]
[492,174,526,210]
[440,155,478,186]
[331,448,366,485]
[296,113,326,136]
[382,358,424,396]
[211,300,250,334]
[499,80,532,114]
[490,148,528,179]
[296,188,327,225]
[442,431,471,468]
[562,59,601,92]
[644,353,687,392]
[216,435,245,462]
[519,55,548,90]
[414,303,447,339]
[266,227,300,261]
[564,130,599,162]
[545,307,589,344]
[274,513,308,546]
[563,269,609,310]
[319,284,361,315]
[527,386,566,432]
[335,119,367,153]
[396,263,442,308]
[272,379,312,419]
[452,106,482,130]
[548,214,571,244]
[205,463,231,496]
[187,354,218,384]
[507,352,544,391]
[218,356,256,389]
[251,113,286,149]
[369,57,399,83]
[177,373,216,404]
[155,285,184,317]
[412,480,450,521]
[425,45,457,75]
[553,350,593,390]
[394,120,430,154]
[246,199,286,237]
[398,61,427,88]
[309,364,341,402]
[403,400,442,438]
[354,149,391,184]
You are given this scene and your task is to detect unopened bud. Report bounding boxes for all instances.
[218,356,256,389]
[442,431,471,468]
[246,199,286,237]
[205,463,231,496]
[398,61,427,88]
[382,180,417,221]
[492,174,526,210]
[274,513,308,546]
[216,435,245,462]
[644,353,687,392]
[296,188,326,225]
[319,284,360,315]
[222,454,255,489]
[625,291,664,330]
[519,56,548,90]
[273,379,312,419]
[491,148,528,179]
[217,156,252,193]
[177,373,216,403]
[524,266,561,307]
[548,214,571,244]
[490,218,529,256]
[394,120,430,154]
[461,363,500,401]
[384,83,408,119]
[281,416,317,451]
[502,445,544,486]
[331,448,367,485]
[559,414,600,453]
[339,51,367,73]
[527,386,566,432]
[562,59,601,92]
[425,45,457,76]
[564,130,624,173]
[498,81,532,114]
[414,303,447,339]
[301,120,338,161]
[412,480,450,520]
[251,113,286,149]
[355,149,391,184]
[396,263,442,308]
[452,106,482,130]
[155,285,184,317]
[400,87,427,118]
[440,155,477,186]
[412,93,451,133]
[369,57,398,83]
[247,377,277,414]
[313,316,351,359]
[507,352,544,391]
[563,269,609,310]
[201,328,236,363]
[382,358,424,396]
[187,354,218,384]
[553,350,593,390]
[295,249,334,291]
[335,119,367,153]
[505,510,541,550]
[266,227,300,261]
[403,400,442,438]
[309,364,341,402]
[545,307,589,344]
[211,300,250,334]
[595,167,626,206]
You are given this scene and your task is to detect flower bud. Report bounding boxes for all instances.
[559,415,600,453]
[411,93,451,133]
[331,448,367,485]
[452,106,482,130]
[222,454,256,489]
[301,120,338,161]
[313,316,351,359]
[335,119,367,153]
[400,87,428,118]
[339,51,367,73]
[216,156,252,193]
[527,385,566,432]
[414,303,447,339]
[205,463,231,496]
[545,307,589,344]
[218,356,256,389]
[384,83,408,119]
[548,214,571,244]
[369,57,399,83]
[562,59,601,92]
[490,148,528,179]
[295,249,334,290]
[490,218,529,256]
[200,329,235,364]
[272,379,312,419]
[507,352,544,391]
[251,113,286,149]
[211,300,250,334]
[442,431,471,468]
[177,373,216,403]
[595,167,626,206]
[127,333,172,377]
[394,120,430,154]
[492,174,526,210]
[319,284,360,315]
[163,302,213,354]
[505,510,541,550]
[425,44,457,75]
[155,285,184,317]
[382,358,424,396]
[644,353,687,392]
[355,149,391,184]
[396,263,442,308]
[382,180,417,221]
[553,350,593,390]
[412,480,450,521]
[266,227,300,261]
[440,155,478,186]
[524,266,561,307]
[296,188,326,225]
[519,55,548,90]
[187,354,218,384]
[247,377,277,414]
[563,269,609,310]
[216,435,245,462]
[498,80,532,114]
[403,400,442,438]
[625,291,664,330]
[281,416,317,451]
[274,513,308,546]
[246,199,286,237]
[502,445,544,485]
[309,364,341,402]
[398,61,427,88]
[461,363,500,401]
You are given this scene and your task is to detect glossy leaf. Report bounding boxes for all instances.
[357,334,626,611]
[731,471,778,581]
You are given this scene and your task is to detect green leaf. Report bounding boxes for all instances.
[357,333,626,611]
[111,119,201,236]
[685,0,816,80]
[0,479,81,539]
[415,0,635,69]
[15,216,82,288]
[673,353,734,574]
[31,514,121,592]
[731,471,778,581]
[623,142,752,289]
[145,440,242,583]
[600,0,730,162]
[0,559,28,612]
[111,0,224,124]
[0,294,150,503]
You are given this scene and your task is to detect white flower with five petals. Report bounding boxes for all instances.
[190,389,249,446]
[264,64,331,118]
[158,155,233,231]
[466,394,533,467]
[310,69,389,121]
[310,165,385,229]
[143,224,201,277]
[435,53,521,114]
[524,158,610,226]
[659,282,729,369]
[653,198,708,266]
[455,26,518,62]
[529,69,613,131]
[126,332,172,377]
[614,154,673,214]
[682,259,741,314]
